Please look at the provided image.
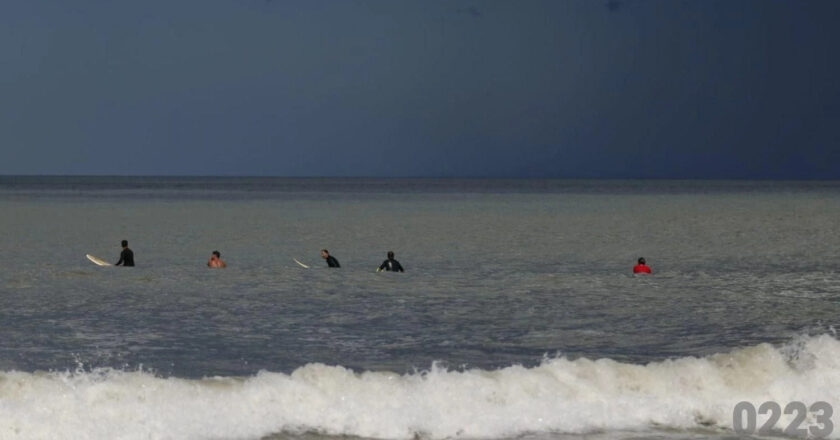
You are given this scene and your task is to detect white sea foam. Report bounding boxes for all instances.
[2,334,840,440]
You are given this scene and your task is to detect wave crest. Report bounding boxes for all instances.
[2,334,840,440]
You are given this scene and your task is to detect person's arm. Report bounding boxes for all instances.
[116,251,125,266]
[220,261,227,268]
[395,261,404,272]
[377,260,387,272]
[333,258,340,268]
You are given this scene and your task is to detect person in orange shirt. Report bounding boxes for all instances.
[633,257,651,274]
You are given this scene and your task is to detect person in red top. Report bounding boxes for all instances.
[633,257,652,274]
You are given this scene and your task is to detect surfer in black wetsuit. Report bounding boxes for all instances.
[115,240,135,267]
[377,251,404,272]
[321,249,340,268]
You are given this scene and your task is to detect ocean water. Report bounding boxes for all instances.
[1,177,840,440]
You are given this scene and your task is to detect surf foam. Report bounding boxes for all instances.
[2,334,839,440]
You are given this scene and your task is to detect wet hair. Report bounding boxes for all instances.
[638,257,646,265]
[387,251,395,259]
[121,240,128,247]
[321,249,329,254]
[213,251,221,258]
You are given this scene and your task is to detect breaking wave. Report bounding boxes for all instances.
[2,334,840,440]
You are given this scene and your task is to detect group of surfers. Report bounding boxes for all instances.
[113,240,406,272]
[309,249,405,272]
[211,251,650,273]
[114,240,651,274]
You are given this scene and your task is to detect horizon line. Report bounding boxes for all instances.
[1,174,839,182]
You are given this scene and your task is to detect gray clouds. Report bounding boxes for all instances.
[1,0,839,177]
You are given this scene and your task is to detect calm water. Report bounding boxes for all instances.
[2,177,840,440]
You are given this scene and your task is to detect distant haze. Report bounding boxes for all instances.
[1,1,839,178]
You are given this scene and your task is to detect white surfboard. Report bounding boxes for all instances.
[293,258,310,269]
[86,254,112,266]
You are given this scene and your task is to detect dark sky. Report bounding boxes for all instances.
[2,0,839,178]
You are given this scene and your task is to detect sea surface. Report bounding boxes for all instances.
[1,177,840,440]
